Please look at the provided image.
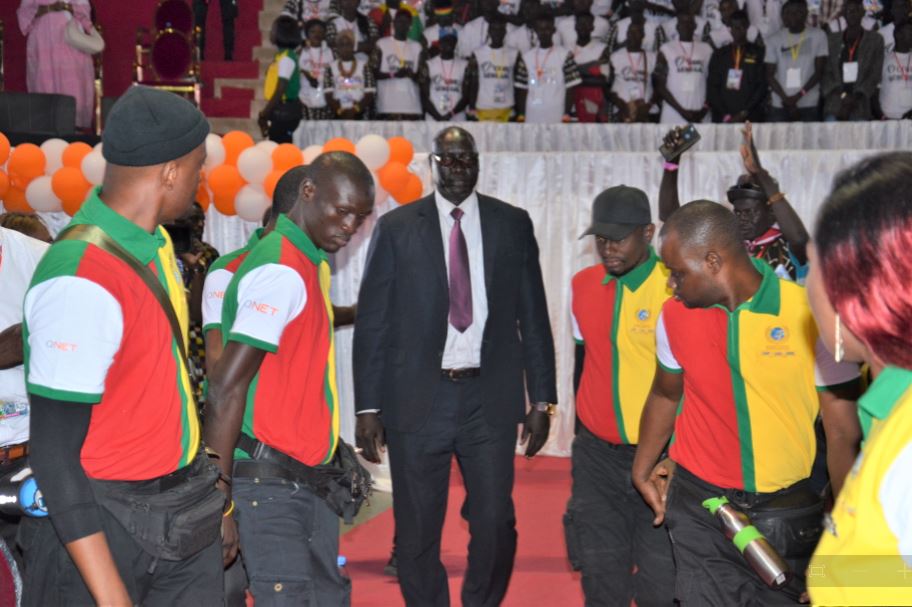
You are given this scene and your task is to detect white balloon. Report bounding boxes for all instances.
[25,175,62,212]
[356,135,391,171]
[204,134,226,170]
[237,147,272,185]
[81,151,106,185]
[234,185,270,223]
[254,140,279,156]
[303,145,323,165]
[93,142,103,154]
[40,138,68,175]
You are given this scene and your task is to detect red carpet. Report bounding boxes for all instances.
[341,456,584,607]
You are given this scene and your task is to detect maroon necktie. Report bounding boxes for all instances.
[448,207,472,332]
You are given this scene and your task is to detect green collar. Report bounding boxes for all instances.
[601,247,659,292]
[72,187,166,265]
[859,366,912,422]
[248,227,265,249]
[711,257,780,315]
[274,214,326,265]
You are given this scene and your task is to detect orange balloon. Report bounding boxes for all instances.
[0,171,8,200]
[322,137,356,155]
[0,133,10,166]
[394,174,424,204]
[62,142,93,169]
[7,143,45,190]
[264,170,285,199]
[378,162,410,195]
[51,167,92,211]
[222,131,255,166]
[61,191,87,216]
[2,187,33,213]
[209,164,245,215]
[196,181,211,212]
[387,137,414,167]
[272,144,303,171]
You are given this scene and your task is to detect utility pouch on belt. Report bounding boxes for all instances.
[236,434,372,524]
[750,482,824,563]
[88,454,223,561]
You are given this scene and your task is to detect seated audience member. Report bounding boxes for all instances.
[373,10,425,118]
[259,16,303,143]
[299,19,334,119]
[556,0,611,47]
[879,0,910,52]
[659,122,810,283]
[0,213,52,243]
[765,0,828,122]
[876,21,912,118]
[326,30,377,118]
[822,0,884,120]
[707,10,768,122]
[421,31,470,119]
[806,152,912,607]
[572,13,613,121]
[656,12,714,123]
[659,0,712,43]
[744,0,784,38]
[708,0,763,49]
[515,12,582,122]
[326,0,380,55]
[467,15,520,121]
[283,0,334,23]
[609,0,661,52]
[424,0,463,56]
[609,20,659,121]
[370,0,424,40]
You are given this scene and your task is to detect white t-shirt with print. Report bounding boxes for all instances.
[425,56,469,120]
[298,43,332,108]
[327,56,376,109]
[610,48,656,102]
[659,40,713,122]
[375,36,423,114]
[0,228,48,447]
[880,51,912,118]
[517,45,581,122]
[473,44,520,109]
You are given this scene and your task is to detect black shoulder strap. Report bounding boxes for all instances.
[57,224,188,363]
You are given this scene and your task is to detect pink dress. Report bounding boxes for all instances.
[17,0,96,129]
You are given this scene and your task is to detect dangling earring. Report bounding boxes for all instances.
[835,313,845,363]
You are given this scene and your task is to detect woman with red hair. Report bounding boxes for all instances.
[806,152,912,606]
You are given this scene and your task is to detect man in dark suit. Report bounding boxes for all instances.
[353,126,557,607]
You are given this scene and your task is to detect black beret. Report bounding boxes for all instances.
[102,86,209,167]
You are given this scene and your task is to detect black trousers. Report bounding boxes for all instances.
[665,466,807,606]
[564,425,675,607]
[386,375,517,607]
[19,507,223,606]
[193,0,237,60]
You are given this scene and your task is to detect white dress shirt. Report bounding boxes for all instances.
[435,190,489,369]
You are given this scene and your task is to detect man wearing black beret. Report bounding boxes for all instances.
[20,85,225,606]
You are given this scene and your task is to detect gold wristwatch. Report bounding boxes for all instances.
[532,403,557,416]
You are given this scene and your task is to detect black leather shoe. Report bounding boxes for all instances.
[383,550,398,577]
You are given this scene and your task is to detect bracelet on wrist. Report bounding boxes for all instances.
[223,500,236,518]
[663,161,679,172]
[767,192,786,206]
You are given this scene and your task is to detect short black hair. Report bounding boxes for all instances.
[272,166,308,220]
[575,10,595,20]
[270,152,374,220]
[488,12,507,25]
[660,199,744,254]
[782,0,807,11]
[303,18,326,36]
[272,15,301,49]
[729,8,750,24]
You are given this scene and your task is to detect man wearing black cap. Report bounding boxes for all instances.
[564,185,676,607]
[21,85,224,606]
[658,122,810,282]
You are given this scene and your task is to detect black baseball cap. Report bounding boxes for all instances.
[580,185,652,240]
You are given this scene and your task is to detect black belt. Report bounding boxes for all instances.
[233,460,297,482]
[441,367,481,380]
[99,452,205,494]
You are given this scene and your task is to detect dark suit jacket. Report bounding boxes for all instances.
[353,192,557,433]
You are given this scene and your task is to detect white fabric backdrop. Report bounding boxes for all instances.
[199,148,885,461]
[296,121,912,153]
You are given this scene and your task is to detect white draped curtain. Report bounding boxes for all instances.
[198,147,888,460]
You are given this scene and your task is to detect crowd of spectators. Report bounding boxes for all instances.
[257,0,912,135]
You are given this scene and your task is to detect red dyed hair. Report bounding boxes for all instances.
[815,152,912,369]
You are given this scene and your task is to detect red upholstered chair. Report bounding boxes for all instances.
[134,0,201,106]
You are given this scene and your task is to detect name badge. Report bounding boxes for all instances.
[627,84,643,99]
[843,61,859,83]
[727,68,743,90]
[786,67,802,89]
